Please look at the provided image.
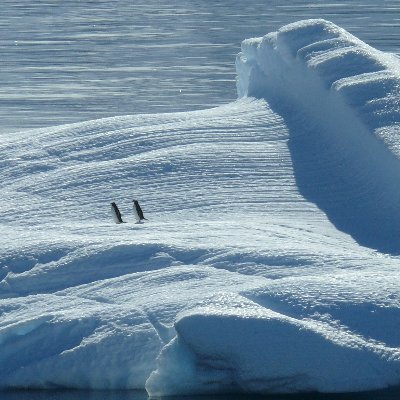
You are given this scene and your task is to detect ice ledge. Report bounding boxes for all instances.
[146,295,400,396]
[236,18,400,156]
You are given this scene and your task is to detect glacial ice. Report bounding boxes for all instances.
[0,19,399,395]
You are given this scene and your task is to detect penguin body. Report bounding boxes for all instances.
[111,202,125,224]
[133,200,147,222]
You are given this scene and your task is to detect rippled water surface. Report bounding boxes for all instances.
[1,0,399,132]
[2,388,400,400]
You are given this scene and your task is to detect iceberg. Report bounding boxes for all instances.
[0,20,399,395]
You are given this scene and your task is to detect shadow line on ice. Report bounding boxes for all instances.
[0,244,209,299]
[285,97,400,255]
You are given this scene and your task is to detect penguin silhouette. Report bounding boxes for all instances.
[132,200,147,222]
[111,202,125,224]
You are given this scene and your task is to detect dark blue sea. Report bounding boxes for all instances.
[1,388,400,400]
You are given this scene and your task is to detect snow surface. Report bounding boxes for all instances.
[0,19,400,395]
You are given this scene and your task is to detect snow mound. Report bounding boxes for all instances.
[147,295,399,396]
[237,19,400,135]
[237,18,400,253]
[0,20,400,396]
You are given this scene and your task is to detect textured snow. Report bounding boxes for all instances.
[236,18,400,253]
[1,19,400,395]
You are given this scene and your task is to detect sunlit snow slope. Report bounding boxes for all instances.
[0,19,399,395]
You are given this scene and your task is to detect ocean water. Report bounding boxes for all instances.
[1,0,399,133]
[1,388,400,400]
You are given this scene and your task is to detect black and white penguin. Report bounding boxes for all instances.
[132,199,147,222]
[111,202,125,224]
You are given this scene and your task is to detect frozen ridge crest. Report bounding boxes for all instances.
[0,19,400,396]
[237,18,400,252]
[237,18,400,154]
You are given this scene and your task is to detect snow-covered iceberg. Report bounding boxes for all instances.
[0,19,399,396]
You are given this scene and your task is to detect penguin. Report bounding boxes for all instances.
[111,202,125,224]
[132,199,147,222]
